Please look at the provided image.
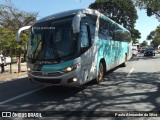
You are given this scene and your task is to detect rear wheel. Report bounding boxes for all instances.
[121,55,127,67]
[95,62,104,84]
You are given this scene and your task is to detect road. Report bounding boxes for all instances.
[0,53,160,119]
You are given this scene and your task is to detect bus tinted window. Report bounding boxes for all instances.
[98,18,112,40]
[98,18,131,42]
[114,30,131,42]
[81,15,97,42]
[81,25,89,48]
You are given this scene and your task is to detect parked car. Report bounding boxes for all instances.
[140,47,146,53]
[144,47,155,56]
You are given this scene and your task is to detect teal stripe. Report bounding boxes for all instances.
[97,38,129,67]
[41,60,74,72]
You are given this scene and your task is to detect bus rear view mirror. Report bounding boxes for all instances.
[17,26,31,42]
[72,12,86,33]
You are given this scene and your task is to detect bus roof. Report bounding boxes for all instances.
[35,9,83,24]
[35,8,129,32]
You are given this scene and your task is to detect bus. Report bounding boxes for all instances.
[17,9,132,86]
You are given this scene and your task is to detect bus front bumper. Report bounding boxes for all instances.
[28,70,81,87]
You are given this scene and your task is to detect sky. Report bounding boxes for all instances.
[0,0,159,43]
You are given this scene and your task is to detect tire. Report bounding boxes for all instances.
[95,62,104,84]
[121,55,127,67]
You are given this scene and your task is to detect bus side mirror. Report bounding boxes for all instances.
[17,26,31,42]
[72,12,86,33]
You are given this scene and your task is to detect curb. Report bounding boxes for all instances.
[0,62,27,81]
[0,72,27,81]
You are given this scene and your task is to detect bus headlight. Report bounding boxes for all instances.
[66,67,72,72]
[27,67,31,71]
[64,63,80,72]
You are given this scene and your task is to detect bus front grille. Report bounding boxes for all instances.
[33,78,61,84]
[31,71,65,77]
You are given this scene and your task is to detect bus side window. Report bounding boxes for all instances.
[80,24,89,48]
[98,18,111,40]
[109,23,116,40]
[114,30,131,42]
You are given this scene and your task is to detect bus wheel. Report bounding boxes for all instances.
[121,55,127,67]
[96,62,104,84]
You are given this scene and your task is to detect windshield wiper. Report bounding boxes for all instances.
[32,40,42,63]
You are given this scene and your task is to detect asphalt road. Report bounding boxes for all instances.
[0,53,160,119]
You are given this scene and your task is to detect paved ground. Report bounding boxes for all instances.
[0,63,27,81]
[0,53,160,120]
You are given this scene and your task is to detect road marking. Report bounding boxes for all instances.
[127,68,134,77]
[0,87,46,105]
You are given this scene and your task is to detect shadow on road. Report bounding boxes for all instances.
[0,68,160,119]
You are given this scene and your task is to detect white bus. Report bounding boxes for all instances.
[17,9,132,86]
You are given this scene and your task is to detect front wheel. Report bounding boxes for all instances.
[95,62,104,84]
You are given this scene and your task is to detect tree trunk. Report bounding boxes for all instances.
[18,49,21,73]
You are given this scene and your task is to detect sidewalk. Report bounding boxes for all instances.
[0,62,27,81]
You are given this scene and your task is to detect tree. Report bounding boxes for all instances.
[148,25,160,47]
[151,37,160,47]
[134,0,160,21]
[0,1,37,31]
[0,26,16,54]
[130,29,141,43]
[89,0,141,41]
[0,0,37,72]
[140,40,148,46]
[0,26,29,55]
[0,1,37,53]
[147,31,156,40]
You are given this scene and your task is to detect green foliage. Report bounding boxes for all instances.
[147,31,156,40]
[148,25,160,47]
[0,1,37,56]
[140,40,148,46]
[0,26,29,55]
[0,26,15,48]
[130,29,141,39]
[130,29,141,42]
[89,0,138,29]
[0,4,37,31]
[151,36,160,47]
[135,0,160,21]
[89,0,141,40]
[132,38,139,44]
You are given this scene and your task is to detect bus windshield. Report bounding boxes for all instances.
[27,20,78,63]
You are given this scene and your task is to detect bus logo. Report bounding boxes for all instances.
[42,72,48,76]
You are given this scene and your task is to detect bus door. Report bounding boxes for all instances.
[80,23,93,82]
